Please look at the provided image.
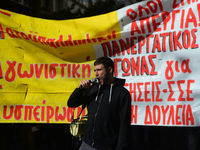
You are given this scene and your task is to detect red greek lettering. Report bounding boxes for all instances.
[46,106,54,123]
[171,10,180,30]
[137,82,143,102]
[152,34,161,52]
[5,60,16,82]
[122,58,131,76]
[165,61,174,80]
[13,30,22,39]
[181,59,192,73]
[0,63,3,78]
[55,35,65,47]
[0,24,5,39]
[97,37,107,42]
[153,105,161,125]
[187,80,195,101]
[20,32,29,40]
[24,106,34,121]
[46,38,57,48]
[44,64,48,79]
[152,14,162,32]
[155,81,162,102]
[138,5,150,17]
[131,21,141,36]
[49,63,58,79]
[131,56,140,76]
[180,9,185,29]
[156,0,163,11]
[167,105,175,125]
[67,107,74,122]
[173,31,183,50]
[175,61,180,72]
[126,8,137,20]
[41,100,46,122]
[112,31,117,39]
[3,105,14,120]
[28,32,38,42]
[86,33,92,44]
[64,35,73,46]
[138,36,145,53]
[119,38,130,55]
[167,81,175,101]
[67,64,71,78]
[82,64,91,78]
[35,64,44,78]
[145,82,151,102]
[38,36,47,45]
[182,105,186,125]
[125,83,136,102]
[183,30,191,49]
[185,8,197,28]
[33,105,40,121]
[6,28,18,38]
[144,105,152,124]
[191,28,198,49]
[146,34,154,53]
[149,55,157,75]
[72,64,80,78]
[101,42,112,57]
[147,1,158,13]
[14,105,23,120]
[161,105,169,125]
[161,11,171,31]
[152,82,155,102]
[114,58,122,77]
[131,105,138,124]
[139,17,151,34]
[176,105,182,125]
[17,63,34,78]
[60,64,67,78]
[141,56,149,75]
[55,106,66,121]
[186,105,194,125]
[169,32,174,51]
[177,80,185,101]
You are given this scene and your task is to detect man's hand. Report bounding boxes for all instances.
[79,80,92,89]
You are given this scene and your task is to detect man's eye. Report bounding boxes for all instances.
[94,68,102,72]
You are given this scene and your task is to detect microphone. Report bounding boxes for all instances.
[79,78,98,88]
[90,78,98,83]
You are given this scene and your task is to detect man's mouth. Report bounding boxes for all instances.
[97,78,102,84]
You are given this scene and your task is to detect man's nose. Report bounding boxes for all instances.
[95,71,98,76]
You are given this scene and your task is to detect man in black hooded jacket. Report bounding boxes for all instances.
[67,57,131,150]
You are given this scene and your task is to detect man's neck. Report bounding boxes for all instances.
[106,77,115,85]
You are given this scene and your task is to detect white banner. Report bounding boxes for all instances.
[94,0,200,126]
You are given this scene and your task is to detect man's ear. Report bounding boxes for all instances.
[108,67,113,74]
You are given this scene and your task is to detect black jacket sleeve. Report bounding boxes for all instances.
[67,83,98,108]
[67,88,87,108]
[116,89,131,150]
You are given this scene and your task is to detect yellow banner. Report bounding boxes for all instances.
[0,9,121,123]
[2,0,200,126]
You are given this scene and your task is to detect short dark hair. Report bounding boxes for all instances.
[94,57,114,73]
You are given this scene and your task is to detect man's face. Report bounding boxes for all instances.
[94,64,108,85]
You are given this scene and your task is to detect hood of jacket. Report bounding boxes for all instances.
[92,77,126,103]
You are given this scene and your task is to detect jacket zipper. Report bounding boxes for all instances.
[91,92,104,147]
